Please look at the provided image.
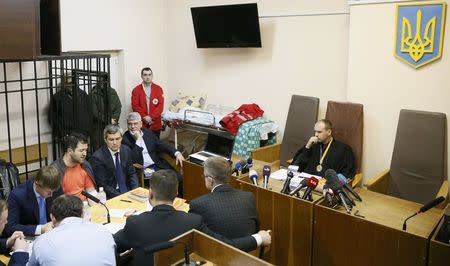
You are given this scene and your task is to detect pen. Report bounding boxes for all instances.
[120,199,132,203]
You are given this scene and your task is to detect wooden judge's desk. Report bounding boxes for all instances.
[312,188,443,266]
[235,170,444,266]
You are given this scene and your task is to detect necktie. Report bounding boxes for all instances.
[115,152,128,193]
[38,196,47,224]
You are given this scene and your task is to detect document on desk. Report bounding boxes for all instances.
[270,169,321,181]
[103,222,125,234]
[110,209,138,218]
[270,169,303,180]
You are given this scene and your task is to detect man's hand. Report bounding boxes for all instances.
[129,129,141,140]
[143,116,153,125]
[258,230,272,246]
[6,231,24,249]
[175,153,185,167]
[41,222,54,234]
[12,237,28,252]
[306,136,319,149]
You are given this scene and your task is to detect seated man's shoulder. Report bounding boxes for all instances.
[120,144,132,153]
[10,180,31,197]
[173,210,202,224]
[183,212,203,227]
[190,193,211,206]
[91,146,105,158]
[334,139,353,151]
[122,131,134,143]
[224,186,253,197]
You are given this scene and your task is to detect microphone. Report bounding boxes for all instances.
[144,241,202,266]
[419,196,445,213]
[241,157,253,174]
[322,186,335,207]
[281,171,294,194]
[262,165,271,189]
[232,161,243,176]
[289,177,308,196]
[249,170,258,186]
[333,175,355,207]
[402,196,445,231]
[81,190,111,224]
[325,169,352,213]
[337,174,362,201]
[301,176,319,201]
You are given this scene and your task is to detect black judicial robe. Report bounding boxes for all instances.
[292,139,355,179]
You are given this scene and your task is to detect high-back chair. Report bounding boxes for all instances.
[252,95,319,166]
[365,109,448,206]
[325,101,364,187]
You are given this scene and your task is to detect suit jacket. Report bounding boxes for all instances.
[189,184,259,238]
[4,179,62,237]
[90,145,139,199]
[122,129,176,170]
[114,205,257,266]
[0,238,29,266]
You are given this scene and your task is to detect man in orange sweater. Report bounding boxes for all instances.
[52,133,96,201]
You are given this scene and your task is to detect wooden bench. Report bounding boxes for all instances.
[0,143,49,182]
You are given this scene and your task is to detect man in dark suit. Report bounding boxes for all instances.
[90,124,140,199]
[189,157,259,238]
[123,112,184,169]
[4,166,62,237]
[114,170,271,266]
[122,112,184,194]
[0,199,29,266]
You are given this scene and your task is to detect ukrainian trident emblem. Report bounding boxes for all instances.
[395,2,446,68]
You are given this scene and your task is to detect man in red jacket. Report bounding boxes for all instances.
[131,67,164,138]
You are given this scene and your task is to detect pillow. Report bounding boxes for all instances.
[169,93,207,113]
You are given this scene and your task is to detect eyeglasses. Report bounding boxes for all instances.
[203,173,214,180]
[127,122,141,127]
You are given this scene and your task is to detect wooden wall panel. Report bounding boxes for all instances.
[0,0,40,59]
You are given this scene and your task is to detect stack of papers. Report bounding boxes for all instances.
[103,222,125,234]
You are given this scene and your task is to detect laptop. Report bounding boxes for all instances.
[189,134,234,165]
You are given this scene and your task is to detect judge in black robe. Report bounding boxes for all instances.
[292,119,355,179]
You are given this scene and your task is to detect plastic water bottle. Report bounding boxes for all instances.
[98,187,107,204]
[87,190,98,206]
[82,201,91,222]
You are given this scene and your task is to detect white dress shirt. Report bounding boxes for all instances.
[135,131,155,167]
[28,217,116,266]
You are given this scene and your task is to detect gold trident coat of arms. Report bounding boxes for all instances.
[395,2,446,68]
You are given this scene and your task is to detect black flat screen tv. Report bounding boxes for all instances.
[191,3,262,48]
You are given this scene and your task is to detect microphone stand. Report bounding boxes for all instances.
[100,202,111,225]
[174,242,205,266]
[402,213,417,231]
[81,191,111,225]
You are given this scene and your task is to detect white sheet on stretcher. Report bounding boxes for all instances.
[163,107,226,127]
